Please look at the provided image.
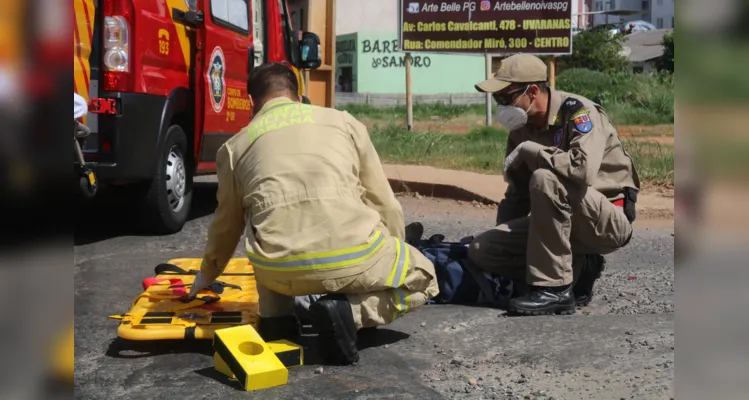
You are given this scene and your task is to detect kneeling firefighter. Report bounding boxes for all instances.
[189,63,439,365]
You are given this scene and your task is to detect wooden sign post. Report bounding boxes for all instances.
[485,54,492,126]
[405,52,413,131]
[548,56,557,89]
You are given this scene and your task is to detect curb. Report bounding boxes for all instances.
[387,178,499,205]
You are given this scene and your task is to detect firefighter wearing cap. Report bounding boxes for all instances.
[468,54,640,316]
[189,63,439,365]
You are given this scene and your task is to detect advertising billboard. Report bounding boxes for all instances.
[398,0,573,55]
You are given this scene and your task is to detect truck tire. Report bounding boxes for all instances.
[144,125,192,234]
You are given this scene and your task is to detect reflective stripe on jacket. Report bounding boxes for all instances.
[199,97,406,282]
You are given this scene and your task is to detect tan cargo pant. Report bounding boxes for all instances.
[253,236,439,330]
[468,169,633,287]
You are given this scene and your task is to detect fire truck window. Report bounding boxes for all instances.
[211,0,250,34]
[279,0,298,66]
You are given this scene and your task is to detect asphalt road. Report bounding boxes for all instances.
[74,182,674,400]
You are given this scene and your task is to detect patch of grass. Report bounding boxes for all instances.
[370,123,508,173]
[341,68,674,126]
[624,141,674,185]
[603,102,672,126]
[371,125,673,185]
[338,102,485,121]
[556,68,674,125]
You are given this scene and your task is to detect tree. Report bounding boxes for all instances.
[558,30,631,73]
[657,31,674,73]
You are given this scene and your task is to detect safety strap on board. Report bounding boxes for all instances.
[108,310,247,332]
[154,263,255,277]
[110,294,225,324]
[142,277,243,297]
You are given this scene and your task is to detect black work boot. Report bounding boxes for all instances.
[574,254,606,307]
[405,222,424,246]
[257,315,301,342]
[508,284,576,316]
[309,294,359,365]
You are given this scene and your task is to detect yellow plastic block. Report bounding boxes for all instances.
[213,325,288,391]
[214,352,234,379]
[267,340,304,368]
[215,339,303,379]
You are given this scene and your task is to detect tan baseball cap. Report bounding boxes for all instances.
[475,54,548,93]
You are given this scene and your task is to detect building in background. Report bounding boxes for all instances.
[586,0,674,29]
[334,31,485,95]
[571,0,591,29]
[621,28,672,72]
[650,0,675,29]
[334,0,487,101]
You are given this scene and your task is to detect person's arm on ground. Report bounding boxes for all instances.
[345,112,406,240]
[190,143,246,298]
[497,133,531,224]
[516,106,607,187]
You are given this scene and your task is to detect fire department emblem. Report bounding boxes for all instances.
[207,46,226,113]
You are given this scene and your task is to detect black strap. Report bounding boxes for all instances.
[155,263,254,277]
[184,326,196,340]
[210,281,242,292]
[168,280,243,295]
[155,263,195,275]
[179,295,220,304]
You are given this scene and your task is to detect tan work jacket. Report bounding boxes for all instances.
[199,97,405,282]
[499,88,641,223]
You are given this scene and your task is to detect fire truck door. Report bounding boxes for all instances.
[195,0,253,164]
[251,0,265,67]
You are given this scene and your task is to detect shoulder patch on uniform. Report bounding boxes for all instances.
[553,129,564,147]
[571,108,589,119]
[561,98,585,114]
[573,112,593,133]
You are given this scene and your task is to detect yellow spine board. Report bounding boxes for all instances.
[213,325,288,391]
[113,258,260,341]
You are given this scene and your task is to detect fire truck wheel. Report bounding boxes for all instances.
[145,125,192,234]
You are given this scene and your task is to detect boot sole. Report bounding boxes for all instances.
[509,304,576,316]
[309,301,359,365]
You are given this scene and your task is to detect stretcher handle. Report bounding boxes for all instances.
[155,263,197,275]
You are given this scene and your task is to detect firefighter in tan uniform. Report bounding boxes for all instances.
[469,54,640,316]
[189,63,439,365]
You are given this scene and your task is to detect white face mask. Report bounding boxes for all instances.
[495,87,533,131]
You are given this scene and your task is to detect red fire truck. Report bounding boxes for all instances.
[74,0,324,233]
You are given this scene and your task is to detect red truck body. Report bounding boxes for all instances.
[74,0,321,232]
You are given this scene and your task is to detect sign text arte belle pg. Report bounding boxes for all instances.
[399,0,573,55]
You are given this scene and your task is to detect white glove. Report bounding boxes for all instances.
[502,142,525,182]
[187,270,213,300]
